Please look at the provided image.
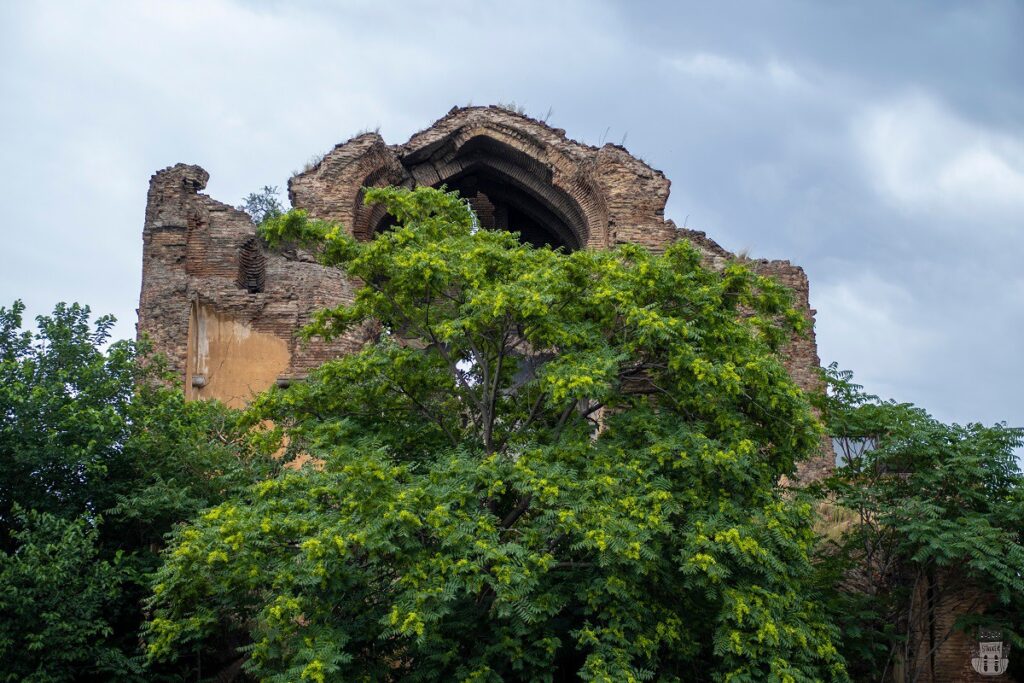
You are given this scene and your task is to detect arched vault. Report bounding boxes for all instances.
[288,106,689,253]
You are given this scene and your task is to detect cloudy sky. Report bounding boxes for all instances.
[2,0,1021,433]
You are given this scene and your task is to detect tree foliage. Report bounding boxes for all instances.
[0,508,123,682]
[239,185,285,226]
[812,364,1024,682]
[0,301,276,681]
[0,302,134,534]
[148,186,846,681]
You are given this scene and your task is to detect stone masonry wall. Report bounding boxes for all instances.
[899,574,1017,682]
[139,164,370,405]
[139,105,832,476]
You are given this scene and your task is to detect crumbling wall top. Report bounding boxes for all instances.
[289,106,689,253]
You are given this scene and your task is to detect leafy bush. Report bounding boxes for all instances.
[813,365,1024,682]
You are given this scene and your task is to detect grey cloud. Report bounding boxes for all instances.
[1,0,1020,443]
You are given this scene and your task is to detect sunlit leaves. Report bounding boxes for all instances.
[152,187,844,681]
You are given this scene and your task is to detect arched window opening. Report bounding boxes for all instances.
[443,169,578,250]
[370,170,586,252]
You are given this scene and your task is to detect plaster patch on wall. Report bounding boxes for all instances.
[186,302,290,407]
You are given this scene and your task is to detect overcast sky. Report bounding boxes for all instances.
[2,0,1021,434]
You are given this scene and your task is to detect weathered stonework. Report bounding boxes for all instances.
[138,105,831,477]
[139,164,368,408]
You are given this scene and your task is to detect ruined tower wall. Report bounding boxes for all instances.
[289,107,686,252]
[746,258,830,482]
[139,164,369,407]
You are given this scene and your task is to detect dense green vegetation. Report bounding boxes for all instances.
[147,187,844,681]
[813,365,1024,682]
[1,187,1021,681]
[0,302,278,681]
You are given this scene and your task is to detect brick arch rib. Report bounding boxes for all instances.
[379,132,604,250]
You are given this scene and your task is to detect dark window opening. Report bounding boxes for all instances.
[444,170,579,250]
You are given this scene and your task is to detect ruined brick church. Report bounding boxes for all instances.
[139,105,827,466]
[137,105,1008,681]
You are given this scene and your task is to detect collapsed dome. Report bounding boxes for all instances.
[403,134,588,250]
[287,105,696,254]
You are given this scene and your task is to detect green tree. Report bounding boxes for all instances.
[239,185,284,226]
[148,186,847,681]
[812,365,1024,682]
[0,302,134,534]
[0,301,276,681]
[0,508,123,682]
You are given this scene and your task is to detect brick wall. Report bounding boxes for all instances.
[138,164,370,397]
[139,106,834,477]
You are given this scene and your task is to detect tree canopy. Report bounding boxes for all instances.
[0,301,276,682]
[238,185,285,226]
[7,180,1024,683]
[7,188,1022,682]
[812,365,1024,682]
[147,186,846,681]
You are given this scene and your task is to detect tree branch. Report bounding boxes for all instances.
[500,493,532,529]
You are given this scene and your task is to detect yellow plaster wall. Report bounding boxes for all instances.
[186,302,291,408]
